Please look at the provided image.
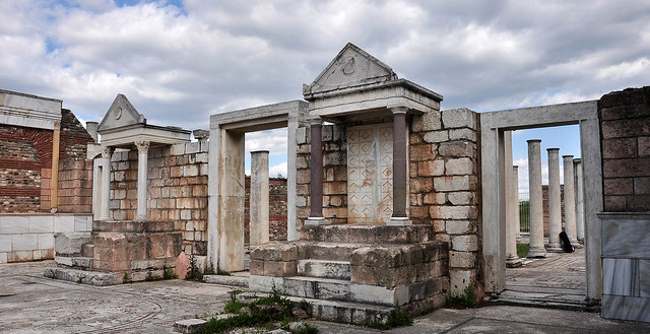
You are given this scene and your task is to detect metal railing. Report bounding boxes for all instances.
[518,192,530,233]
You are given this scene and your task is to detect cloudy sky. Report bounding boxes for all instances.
[2,0,649,185]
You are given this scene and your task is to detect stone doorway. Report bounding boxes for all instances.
[480,101,603,305]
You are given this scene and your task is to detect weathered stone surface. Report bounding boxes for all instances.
[433,175,477,192]
[43,267,122,286]
[409,144,437,161]
[446,220,475,235]
[298,259,351,280]
[174,318,207,334]
[430,206,478,220]
[445,158,473,175]
[54,232,91,256]
[449,128,478,142]
[442,108,477,129]
[438,141,475,158]
[450,251,476,269]
[604,178,634,195]
[451,235,479,252]
[423,131,449,143]
[603,138,637,158]
[417,160,444,176]
[412,110,442,132]
[250,243,299,262]
[449,269,476,295]
[447,192,474,205]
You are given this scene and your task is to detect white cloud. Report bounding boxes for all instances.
[269,162,287,178]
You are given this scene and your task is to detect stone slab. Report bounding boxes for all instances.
[297,259,351,280]
[203,274,249,287]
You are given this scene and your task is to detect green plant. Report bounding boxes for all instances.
[122,272,130,283]
[290,322,319,334]
[223,299,245,314]
[517,243,529,259]
[446,284,477,308]
[186,251,203,281]
[163,265,177,280]
[366,308,412,330]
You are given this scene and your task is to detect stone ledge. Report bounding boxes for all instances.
[303,224,434,244]
[44,267,122,286]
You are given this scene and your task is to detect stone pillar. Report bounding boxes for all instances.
[513,166,521,240]
[286,114,301,241]
[505,132,521,266]
[306,118,324,226]
[50,120,61,212]
[563,155,578,245]
[547,148,562,251]
[207,126,221,271]
[92,158,101,220]
[527,139,546,258]
[389,107,410,225]
[135,141,150,221]
[250,150,270,246]
[99,146,113,221]
[574,158,585,242]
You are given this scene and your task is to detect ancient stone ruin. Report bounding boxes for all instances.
[1,42,649,324]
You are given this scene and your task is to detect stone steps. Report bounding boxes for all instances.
[297,259,351,280]
[304,224,433,244]
[203,273,249,288]
[55,256,93,269]
[236,291,395,326]
[494,289,596,312]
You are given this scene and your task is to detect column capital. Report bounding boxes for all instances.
[309,117,323,126]
[101,146,114,159]
[573,158,582,164]
[135,140,150,152]
[390,106,409,115]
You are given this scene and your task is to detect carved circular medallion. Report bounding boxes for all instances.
[115,107,123,120]
[342,57,356,75]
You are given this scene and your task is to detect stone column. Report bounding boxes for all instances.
[574,158,585,242]
[250,150,270,246]
[547,148,562,251]
[513,165,521,240]
[99,146,113,221]
[389,107,410,225]
[505,132,521,266]
[135,141,150,221]
[50,120,61,212]
[286,115,299,241]
[527,139,546,258]
[563,155,578,245]
[306,118,324,226]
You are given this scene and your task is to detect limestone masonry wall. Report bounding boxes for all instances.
[57,109,94,213]
[599,86,650,211]
[295,124,348,232]
[408,108,481,295]
[109,141,208,256]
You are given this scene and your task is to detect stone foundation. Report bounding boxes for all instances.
[248,224,449,323]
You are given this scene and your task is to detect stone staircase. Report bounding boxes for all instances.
[249,224,449,325]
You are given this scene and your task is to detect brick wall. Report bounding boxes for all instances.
[408,108,481,295]
[109,141,209,256]
[244,176,288,243]
[599,86,650,211]
[295,125,348,232]
[0,125,53,212]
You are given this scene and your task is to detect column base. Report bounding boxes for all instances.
[505,256,523,268]
[527,247,547,258]
[305,217,325,227]
[546,242,563,253]
[387,217,411,226]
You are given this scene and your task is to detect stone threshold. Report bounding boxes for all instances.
[492,289,600,312]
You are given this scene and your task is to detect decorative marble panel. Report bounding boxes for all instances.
[602,295,650,322]
[603,258,640,296]
[600,213,650,258]
[347,124,393,224]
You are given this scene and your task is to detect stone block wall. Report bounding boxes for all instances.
[57,109,94,213]
[295,124,348,231]
[244,176,288,243]
[408,108,481,294]
[109,141,209,256]
[599,86,650,211]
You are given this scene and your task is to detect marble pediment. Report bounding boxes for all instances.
[304,43,397,96]
[97,94,146,132]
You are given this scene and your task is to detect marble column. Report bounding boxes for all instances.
[563,155,578,245]
[135,141,150,221]
[389,107,410,225]
[506,164,522,268]
[99,146,113,221]
[306,118,324,226]
[527,139,546,258]
[574,158,585,243]
[547,148,562,251]
[513,165,521,240]
[250,150,270,246]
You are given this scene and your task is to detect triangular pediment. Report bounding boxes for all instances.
[97,94,146,132]
[304,42,397,95]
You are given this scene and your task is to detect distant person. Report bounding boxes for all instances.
[559,228,575,253]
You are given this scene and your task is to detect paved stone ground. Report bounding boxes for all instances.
[504,247,587,305]
[2,260,649,334]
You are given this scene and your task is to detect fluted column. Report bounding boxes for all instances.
[573,158,585,243]
[547,148,562,251]
[135,141,150,221]
[563,155,578,245]
[250,150,270,246]
[389,107,410,225]
[99,146,114,221]
[306,118,324,226]
[527,139,546,258]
